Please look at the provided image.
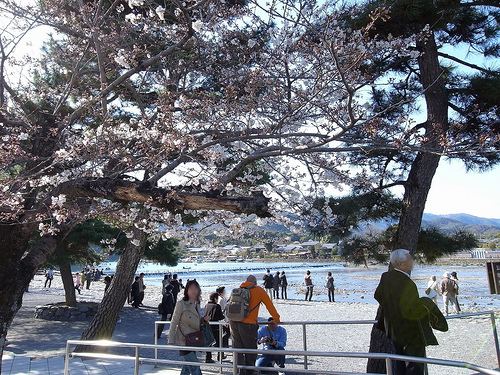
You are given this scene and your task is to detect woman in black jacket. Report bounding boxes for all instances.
[157,284,175,339]
[204,292,225,363]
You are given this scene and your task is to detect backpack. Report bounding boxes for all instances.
[226,285,258,321]
[326,278,334,289]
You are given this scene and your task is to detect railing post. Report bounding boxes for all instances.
[302,323,308,369]
[154,321,158,367]
[385,357,393,375]
[490,312,500,368]
[233,348,238,375]
[219,323,224,374]
[134,346,140,375]
[64,341,70,375]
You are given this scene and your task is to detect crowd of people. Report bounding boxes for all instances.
[152,251,462,375]
[425,271,461,315]
[261,268,336,302]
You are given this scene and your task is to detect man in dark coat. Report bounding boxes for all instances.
[131,276,141,308]
[375,249,448,375]
[157,284,175,339]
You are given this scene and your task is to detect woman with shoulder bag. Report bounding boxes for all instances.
[169,280,209,375]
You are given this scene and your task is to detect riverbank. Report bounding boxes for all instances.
[5,274,500,375]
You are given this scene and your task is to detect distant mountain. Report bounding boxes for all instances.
[421,213,500,235]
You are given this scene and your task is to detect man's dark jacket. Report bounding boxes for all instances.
[375,270,448,347]
[160,292,175,316]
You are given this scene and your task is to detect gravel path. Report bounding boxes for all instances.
[4,274,500,375]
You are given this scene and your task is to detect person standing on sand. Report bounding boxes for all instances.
[304,270,313,301]
[375,249,448,375]
[74,272,81,295]
[138,273,146,306]
[325,272,335,302]
[162,274,172,295]
[170,274,183,304]
[263,269,274,299]
[425,276,440,305]
[157,284,175,339]
[450,271,462,313]
[279,272,288,300]
[44,268,54,288]
[272,271,281,299]
[85,268,92,289]
[131,276,141,308]
[168,280,209,375]
[441,272,459,316]
[230,275,280,375]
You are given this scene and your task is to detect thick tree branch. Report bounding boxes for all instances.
[54,178,271,217]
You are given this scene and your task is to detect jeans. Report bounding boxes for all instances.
[328,288,335,302]
[256,347,285,373]
[265,288,273,300]
[281,286,287,299]
[230,321,259,375]
[181,351,202,375]
[305,286,313,301]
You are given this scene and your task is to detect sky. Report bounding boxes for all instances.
[424,161,500,218]
[2,8,499,220]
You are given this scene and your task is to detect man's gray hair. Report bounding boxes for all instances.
[390,249,411,267]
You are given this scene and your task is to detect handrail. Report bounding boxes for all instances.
[64,339,500,375]
[154,309,500,370]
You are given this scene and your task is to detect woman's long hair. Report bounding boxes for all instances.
[183,279,201,302]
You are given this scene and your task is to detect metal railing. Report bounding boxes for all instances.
[64,339,500,375]
[154,310,500,370]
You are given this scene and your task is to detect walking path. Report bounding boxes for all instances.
[1,353,220,375]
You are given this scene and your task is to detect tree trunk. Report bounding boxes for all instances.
[396,33,448,253]
[0,222,75,371]
[368,32,449,372]
[76,214,148,351]
[59,261,77,307]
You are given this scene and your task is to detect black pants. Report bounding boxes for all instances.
[305,286,313,301]
[132,294,140,308]
[86,279,91,289]
[156,314,170,338]
[393,343,426,375]
[206,325,225,361]
[281,286,287,299]
[44,277,52,288]
[230,321,258,375]
[328,288,335,302]
[273,288,280,299]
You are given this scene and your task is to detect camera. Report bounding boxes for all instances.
[262,336,272,343]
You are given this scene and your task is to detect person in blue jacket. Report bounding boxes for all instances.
[256,317,287,374]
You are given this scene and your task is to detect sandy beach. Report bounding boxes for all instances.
[4,273,500,375]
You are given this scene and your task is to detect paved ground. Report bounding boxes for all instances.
[1,353,223,375]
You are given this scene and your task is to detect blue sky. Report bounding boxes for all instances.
[424,161,499,218]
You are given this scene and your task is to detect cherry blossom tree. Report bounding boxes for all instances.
[0,0,497,364]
